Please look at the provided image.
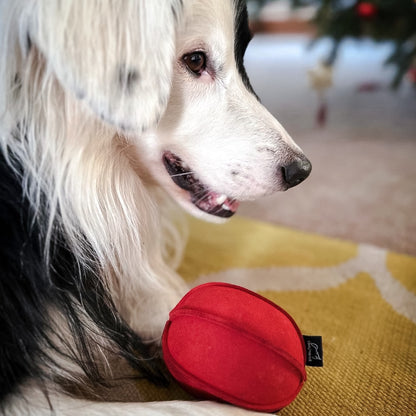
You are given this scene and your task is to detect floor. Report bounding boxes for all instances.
[239,34,416,256]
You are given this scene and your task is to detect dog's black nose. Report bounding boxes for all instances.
[282,157,312,188]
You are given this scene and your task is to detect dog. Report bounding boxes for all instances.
[0,0,311,414]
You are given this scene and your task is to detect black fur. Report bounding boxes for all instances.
[0,0,254,406]
[233,0,257,96]
[0,150,167,403]
[118,66,140,94]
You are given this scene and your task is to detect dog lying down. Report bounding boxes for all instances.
[0,0,311,415]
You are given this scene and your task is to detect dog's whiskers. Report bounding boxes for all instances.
[193,191,212,206]
[169,171,195,178]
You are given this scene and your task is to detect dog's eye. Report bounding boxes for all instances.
[183,52,207,75]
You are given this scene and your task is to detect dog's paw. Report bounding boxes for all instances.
[128,285,187,341]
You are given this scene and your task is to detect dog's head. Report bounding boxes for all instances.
[25,0,311,222]
[142,0,311,221]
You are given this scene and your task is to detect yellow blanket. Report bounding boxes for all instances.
[174,215,416,415]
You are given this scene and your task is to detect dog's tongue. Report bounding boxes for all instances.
[192,190,240,218]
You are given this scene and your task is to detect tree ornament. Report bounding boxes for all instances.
[308,61,333,127]
[407,57,416,85]
[407,67,416,85]
[356,2,378,19]
[308,61,333,91]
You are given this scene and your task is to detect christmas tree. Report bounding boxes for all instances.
[250,0,416,87]
[311,0,416,87]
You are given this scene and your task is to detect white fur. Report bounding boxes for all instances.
[4,384,266,416]
[0,0,307,414]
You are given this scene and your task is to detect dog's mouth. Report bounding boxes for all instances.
[163,151,239,218]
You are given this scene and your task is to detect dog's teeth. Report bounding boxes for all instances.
[216,194,227,205]
[221,203,231,211]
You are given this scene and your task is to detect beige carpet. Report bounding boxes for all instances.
[240,34,416,256]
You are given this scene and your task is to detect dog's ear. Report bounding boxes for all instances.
[30,0,182,132]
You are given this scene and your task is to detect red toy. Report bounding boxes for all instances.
[162,282,307,413]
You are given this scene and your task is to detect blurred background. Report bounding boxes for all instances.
[238,0,416,256]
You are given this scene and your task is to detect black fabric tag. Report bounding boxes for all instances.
[303,335,323,367]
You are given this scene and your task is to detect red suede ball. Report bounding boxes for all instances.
[162,282,306,413]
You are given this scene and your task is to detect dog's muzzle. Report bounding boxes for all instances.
[163,151,239,218]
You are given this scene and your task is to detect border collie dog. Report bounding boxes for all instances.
[0,0,311,414]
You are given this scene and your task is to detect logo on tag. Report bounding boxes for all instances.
[303,335,323,367]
